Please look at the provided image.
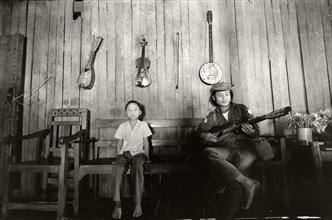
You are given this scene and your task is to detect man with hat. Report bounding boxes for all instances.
[196,82,260,219]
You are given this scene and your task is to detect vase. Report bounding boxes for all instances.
[297,128,313,145]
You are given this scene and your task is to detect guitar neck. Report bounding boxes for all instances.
[140,46,145,67]
[86,50,98,68]
[209,24,213,63]
[222,115,266,134]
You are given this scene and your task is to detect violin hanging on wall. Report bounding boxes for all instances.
[133,36,151,87]
[77,36,104,90]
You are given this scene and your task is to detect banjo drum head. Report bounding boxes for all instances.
[199,62,223,85]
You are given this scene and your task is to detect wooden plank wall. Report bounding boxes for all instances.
[0,0,331,197]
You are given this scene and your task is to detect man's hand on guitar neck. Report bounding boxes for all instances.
[200,132,218,142]
[200,132,232,143]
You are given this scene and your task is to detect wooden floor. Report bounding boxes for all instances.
[1,197,329,220]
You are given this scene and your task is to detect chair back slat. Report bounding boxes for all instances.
[46,109,90,158]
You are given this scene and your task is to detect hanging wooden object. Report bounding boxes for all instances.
[0,33,25,198]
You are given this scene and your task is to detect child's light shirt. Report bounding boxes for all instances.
[114,120,152,156]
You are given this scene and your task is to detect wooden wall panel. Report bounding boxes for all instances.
[173,0,183,118]
[188,1,204,118]
[228,0,240,100]
[46,0,57,117]
[234,0,248,105]
[297,0,318,113]
[140,1,151,118]
[198,1,211,117]
[1,1,11,35]
[265,0,290,135]
[10,1,19,35]
[147,0,158,118]
[80,0,91,113]
[90,0,100,125]
[155,0,166,118]
[164,0,176,118]
[63,0,74,108]
[1,0,332,197]
[105,0,115,118]
[131,1,141,111]
[306,0,331,110]
[321,0,332,103]
[55,0,65,109]
[98,0,109,118]
[0,36,8,198]
[214,1,230,84]
[20,0,34,197]
[122,1,133,112]
[253,0,274,135]
[0,3,3,35]
[114,1,125,119]
[281,0,306,114]
[181,1,193,118]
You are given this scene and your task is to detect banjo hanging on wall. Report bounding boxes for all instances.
[199,10,223,85]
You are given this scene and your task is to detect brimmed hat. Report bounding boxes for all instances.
[210,82,234,93]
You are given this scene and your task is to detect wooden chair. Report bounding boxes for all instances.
[255,137,290,214]
[310,141,332,219]
[1,108,90,220]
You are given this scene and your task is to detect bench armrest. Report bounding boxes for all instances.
[2,128,50,145]
[58,129,88,144]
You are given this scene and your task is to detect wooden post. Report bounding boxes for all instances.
[57,143,68,220]
[0,33,25,199]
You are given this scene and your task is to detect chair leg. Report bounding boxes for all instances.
[57,144,69,220]
[282,164,290,210]
[1,172,9,217]
[73,172,79,216]
[1,146,10,217]
[73,144,80,216]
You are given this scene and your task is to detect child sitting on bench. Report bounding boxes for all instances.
[112,100,152,219]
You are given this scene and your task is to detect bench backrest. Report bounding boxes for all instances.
[47,108,90,158]
[94,118,204,162]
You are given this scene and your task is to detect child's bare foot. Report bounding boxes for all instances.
[243,178,260,209]
[133,203,142,218]
[112,206,122,219]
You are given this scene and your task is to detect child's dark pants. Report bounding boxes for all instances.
[112,151,146,203]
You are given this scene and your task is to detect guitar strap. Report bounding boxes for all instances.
[212,111,217,126]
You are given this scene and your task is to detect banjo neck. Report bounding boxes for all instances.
[208,22,213,63]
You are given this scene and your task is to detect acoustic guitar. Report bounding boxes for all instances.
[77,36,104,90]
[199,10,223,85]
[133,37,152,87]
[209,106,292,137]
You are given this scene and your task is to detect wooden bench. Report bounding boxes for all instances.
[78,118,203,179]
[76,118,289,217]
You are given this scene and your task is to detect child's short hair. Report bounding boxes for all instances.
[125,100,141,110]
